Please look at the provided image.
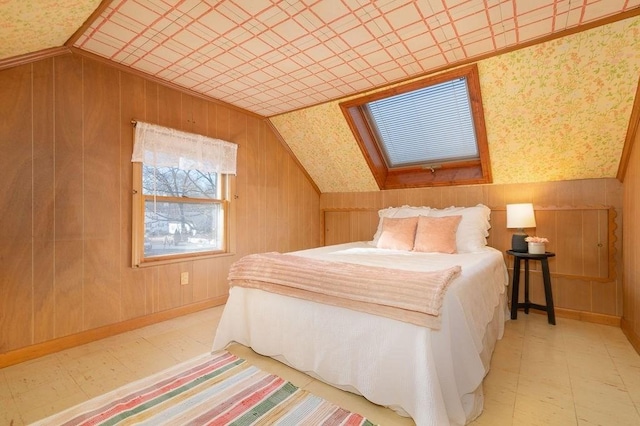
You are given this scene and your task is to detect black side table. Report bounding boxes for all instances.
[507,250,556,325]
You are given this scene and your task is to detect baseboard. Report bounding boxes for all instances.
[1,299,627,369]
[522,307,621,326]
[553,307,621,326]
[621,318,640,355]
[0,297,227,369]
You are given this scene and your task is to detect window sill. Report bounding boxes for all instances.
[384,163,491,189]
[133,251,237,268]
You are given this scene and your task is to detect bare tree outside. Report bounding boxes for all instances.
[142,165,224,257]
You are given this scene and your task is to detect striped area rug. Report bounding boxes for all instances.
[31,351,375,425]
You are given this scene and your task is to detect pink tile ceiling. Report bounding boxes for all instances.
[74,0,640,117]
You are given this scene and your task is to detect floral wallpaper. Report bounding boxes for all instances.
[270,15,640,193]
[0,0,101,59]
[270,99,380,193]
[481,16,640,185]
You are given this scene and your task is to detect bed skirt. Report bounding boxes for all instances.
[213,286,507,426]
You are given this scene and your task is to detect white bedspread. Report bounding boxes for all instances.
[212,243,509,426]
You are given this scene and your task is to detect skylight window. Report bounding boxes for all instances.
[365,77,478,167]
[340,64,492,189]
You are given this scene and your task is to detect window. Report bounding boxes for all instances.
[340,64,492,189]
[131,122,236,266]
[139,165,226,260]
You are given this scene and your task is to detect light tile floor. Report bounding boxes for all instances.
[1,307,639,425]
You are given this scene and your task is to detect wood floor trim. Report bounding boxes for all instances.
[621,318,640,355]
[0,297,226,369]
[553,307,621,326]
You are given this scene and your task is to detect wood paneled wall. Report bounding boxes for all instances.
[622,113,640,352]
[0,54,321,357]
[321,178,623,321]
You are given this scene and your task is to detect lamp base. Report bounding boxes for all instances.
[511,233,528,252]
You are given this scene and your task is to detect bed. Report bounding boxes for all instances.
[212,205,509,426]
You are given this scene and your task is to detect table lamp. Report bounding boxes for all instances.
[506,203,536,252]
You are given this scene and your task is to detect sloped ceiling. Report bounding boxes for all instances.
[0,0,101,59]
[272,15,640,191]
[1,1,640,193]
[71,0,640,117]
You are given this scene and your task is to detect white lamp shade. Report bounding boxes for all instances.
[506,203,536,229]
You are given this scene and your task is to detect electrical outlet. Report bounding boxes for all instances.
[180,272,189,285]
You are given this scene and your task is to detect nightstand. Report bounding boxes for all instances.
[506,250,556,325]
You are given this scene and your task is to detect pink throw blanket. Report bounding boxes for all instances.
[228,252,461,329]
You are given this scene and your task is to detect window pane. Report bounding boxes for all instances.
[144,200,223,258]
[365,77,478,168]
[142,165,219,198]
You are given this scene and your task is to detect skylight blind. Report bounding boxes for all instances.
[365,77,478,168]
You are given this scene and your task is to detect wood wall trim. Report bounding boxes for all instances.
[617,75,640,181]
[485,204,617,281]
[0,47,70,71]
[552,308,620,327]
[0,298,226,369]
[322,207,378,212]
[64,0,112,47]
[508,269,614,284]
[491,205,613,211]
[339,104,387,189]
[621,318,640,356]
[323,204,617,282]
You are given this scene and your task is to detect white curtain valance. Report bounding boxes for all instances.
[131,121,237,175]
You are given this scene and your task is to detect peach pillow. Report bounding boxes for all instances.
[414,215,462,253]
[376,216,418,251]
[371,205,431,244]
[427,205,491,252]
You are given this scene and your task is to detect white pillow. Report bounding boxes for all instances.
[427,204,491,253]
[371,205,431,244]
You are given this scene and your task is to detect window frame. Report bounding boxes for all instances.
[131,163,232,267]
[340,64,492,189]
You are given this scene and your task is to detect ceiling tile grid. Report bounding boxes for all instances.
[72,0,640,117]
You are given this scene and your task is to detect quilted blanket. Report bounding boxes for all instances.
[228,252,461,329]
